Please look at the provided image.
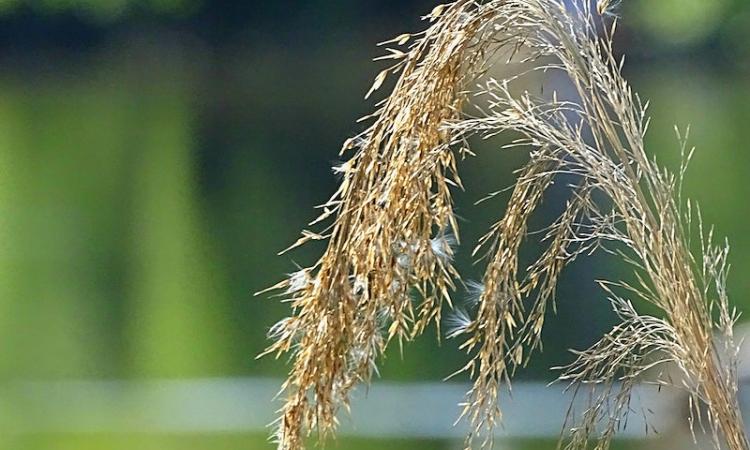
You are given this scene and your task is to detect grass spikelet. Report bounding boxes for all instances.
[258,2,502,449]
[451,1,749,449]
[261,1,750,450]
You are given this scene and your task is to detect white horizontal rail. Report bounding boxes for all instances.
[2,378,694,438]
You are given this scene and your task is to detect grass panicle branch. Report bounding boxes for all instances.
[258,2,501,449]
[260,1,749,450]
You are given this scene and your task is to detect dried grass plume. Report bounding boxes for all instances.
[259,1,750,450]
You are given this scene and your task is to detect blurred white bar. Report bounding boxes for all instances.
[3,378,684,438]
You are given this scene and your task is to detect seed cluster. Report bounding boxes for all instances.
[260,2,749,450]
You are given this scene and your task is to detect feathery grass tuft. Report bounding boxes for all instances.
[260,1,749,450]
[257,2,499,449]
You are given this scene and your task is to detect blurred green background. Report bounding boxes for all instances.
[0,0,747,449]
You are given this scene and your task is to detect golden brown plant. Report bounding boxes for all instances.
[258,2,500,449]
[261,1,750,450]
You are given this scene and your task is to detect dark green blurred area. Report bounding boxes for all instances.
[0,0,748,448]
